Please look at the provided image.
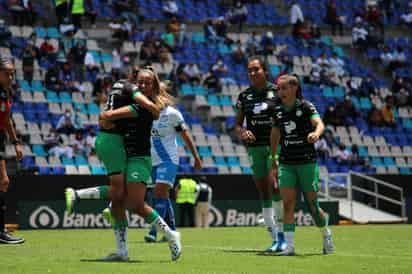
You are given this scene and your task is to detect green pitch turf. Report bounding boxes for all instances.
[1,225,411,274]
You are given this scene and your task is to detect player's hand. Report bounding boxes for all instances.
[0,176,10,192]
[240,130,256,143]
[271,162,278,181]
[307,132,319,144]
[194,157,203,170]
[98,118,115,130]
[14,144,23,161]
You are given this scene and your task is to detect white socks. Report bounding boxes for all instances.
[76,187,101,199]
[114,227,128,257]
[262,207,277,241]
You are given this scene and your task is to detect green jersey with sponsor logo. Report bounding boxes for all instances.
[272,99,320,165]
[235,82,278,147]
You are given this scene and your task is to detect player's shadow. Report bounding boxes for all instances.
[221,249,264,255]
[80,259,171,264]
[256,252,324,257]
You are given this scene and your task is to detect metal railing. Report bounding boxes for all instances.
[319,172,407,222]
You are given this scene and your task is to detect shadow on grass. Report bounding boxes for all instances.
[256,252,324,257]
[80,259,171,264]
[222,249,264,254]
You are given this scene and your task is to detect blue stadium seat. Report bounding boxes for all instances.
[32,145,47,157]
[91,166,106,175]
[62,157,74,166]
[75,155,88,166]
[51,166,65,175]
[214,156,227,167]
[38,166,51,175]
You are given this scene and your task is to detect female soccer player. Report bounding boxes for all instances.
[65,67,162,260]
[0,57,24,244]
[235,56,285,252]
[144,81,202,243]
[99,68,182,261]
[270,74,334,255]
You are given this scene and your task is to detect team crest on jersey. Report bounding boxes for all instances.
[296,109,302,117]
[284,121,297,134]
[253,102,268,114]
[246,94,253,100]
[267,91,274,99]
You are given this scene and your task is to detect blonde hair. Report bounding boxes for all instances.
[138,68,175,109]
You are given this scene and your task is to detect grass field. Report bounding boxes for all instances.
[1,225,411,274]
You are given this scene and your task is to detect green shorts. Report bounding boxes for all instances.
[126,156,152,184]
[247,146,272,179]
[95,132,127,175]
[278,162,319,192]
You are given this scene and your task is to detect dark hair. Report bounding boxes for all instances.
[0,56,12,70]
[248,55,268,73]
[290,74,303,99]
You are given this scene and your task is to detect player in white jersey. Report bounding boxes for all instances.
[144,101,202,242]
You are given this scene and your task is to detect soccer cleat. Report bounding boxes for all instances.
[266,239,288,253]
[65,188,77,215]
[102,208,114,226]
[0,230,25,244]
[276,244,295,256]
[168,231,182,261]
[144,234,156,243]
[100,252,129,262]
[323,229,335,255]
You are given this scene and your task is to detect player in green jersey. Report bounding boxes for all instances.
[235,56,285,252]
[270,74,334,256]
[99,68,181,261]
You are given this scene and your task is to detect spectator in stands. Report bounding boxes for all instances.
[167,16,180,37]
[85,0,97,28]
[204,19,220,42]
[57,109,77,135]
[71,130,88,156]
[93,76,112,105]
[315,136,331,160]
[290,1,304,38]
[84,50,99,80]
[389,46,408,71]
[226,1,248,32]
[111,48,122,80]
[8,0,33,26]
[48,139,74,159]
[59,17,75,37]
[161,26,176,52]
[59,62,76,92]
[69,42,87,81]
[352,17,368,49]
[366,25,383,46]
[328,52,345,78]
[231,40,247,65]
[39,37,56,63]
[70,0,85,31]
[159,46,172,65]
[365,2,384,35]
[55,0,69,26]
[350,144,368,167]
[0,20,11,48]
[109,17,131,41]
[368,107,384,127]
[400,2,412,27]
[85,127,97,155]
[45,66,62,92]
[278,46,293,73]
[381,96,396,127]
[22,42,38,83]
[392,77,410,106]
[44,128,63,151]
[183,63,201,84]
[114,0,139,27]
[324,0,344,36]
[260,31,275,56]
[202,69,221,93]
[380,46,394,71]
[323,105,343,126]
[359,76,377,97]
[335,96,359,126]
[246,32,261,56]
[346,77,361,95]
[211,58,236,85]
[334,143,352,164]
[163,0,179,18]
[214,17,228,39]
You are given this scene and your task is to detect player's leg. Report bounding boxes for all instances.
[0,155,24,244]
[299,163,334,254]
[248,146,278,250]
[276,164,298,255]
[125,157,181,261]
[65,132,126,214]
[146,163,178,242]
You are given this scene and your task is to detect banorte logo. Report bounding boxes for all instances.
[29,206,60,228]
[208,204,223,226]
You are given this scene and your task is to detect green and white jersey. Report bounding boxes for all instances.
[235,82,278,147]
[272,99,320,165]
